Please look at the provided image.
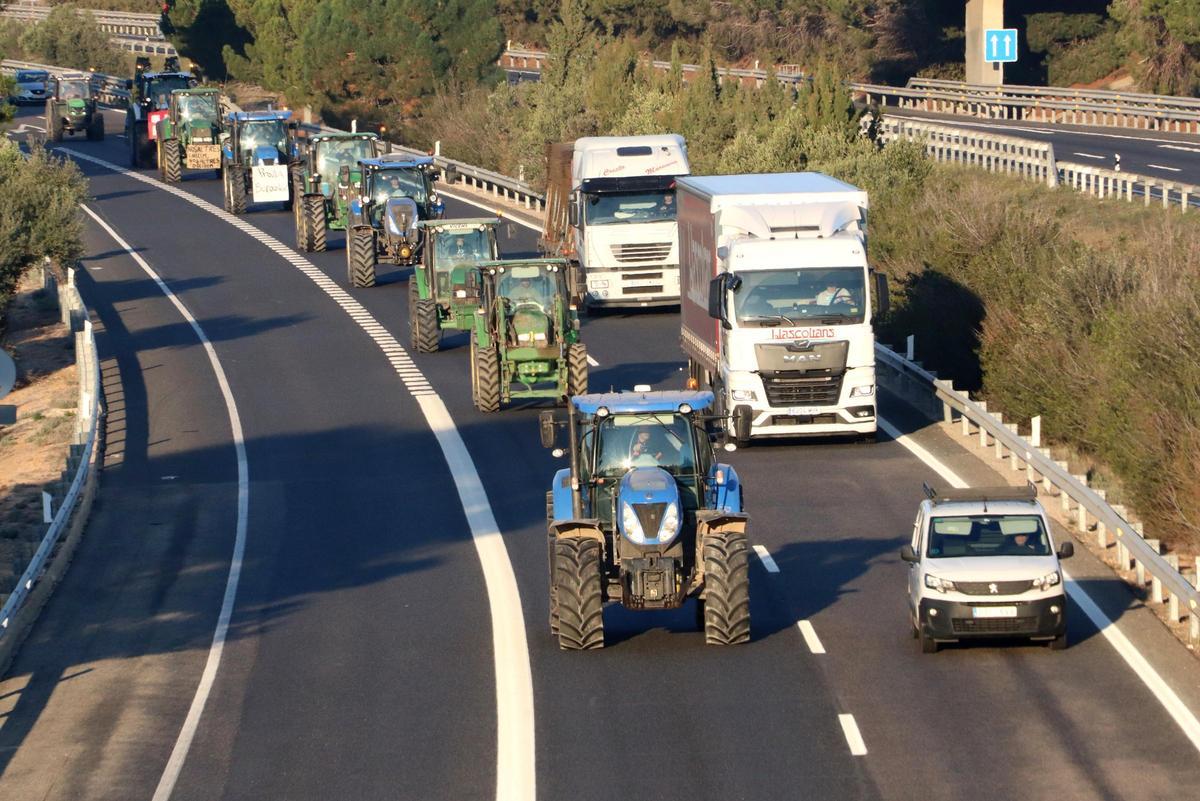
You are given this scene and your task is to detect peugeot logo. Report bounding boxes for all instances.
[988,583,999,594]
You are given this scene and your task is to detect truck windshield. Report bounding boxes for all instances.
[587,413,696,477]
[316,138,374,183]
[177,93,217,123]
[372,168,428,204]
[240,120,288,156]
[927,515,1051,558]
[733,267,865,326]
[584,191,676,225]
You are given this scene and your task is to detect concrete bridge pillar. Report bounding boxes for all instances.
[965,0,1004,86]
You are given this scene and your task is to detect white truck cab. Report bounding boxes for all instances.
[900,484,1074,653]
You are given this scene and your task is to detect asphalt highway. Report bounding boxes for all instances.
[0,104,1197,800]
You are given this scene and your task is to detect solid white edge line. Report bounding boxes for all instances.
[796,620,826,654]
[586,354,599,367]
[78,205,251,801]
[878,415,1200,756]
[752,544,780,573]
[67,149,536,800]
[838,713,868,756]
[439,187,542,232]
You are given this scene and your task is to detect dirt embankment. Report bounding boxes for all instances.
[0,271,78,600]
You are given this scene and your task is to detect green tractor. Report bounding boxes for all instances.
[45,74,104,142]
[155,87,223,182]
[293,131,382,252]
[469,259,589,412]
[219,111,299,215]
[408,218,502,353]
[345,155,446,288]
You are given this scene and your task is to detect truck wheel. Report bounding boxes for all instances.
[162,138,182,183]
[346,228,378,288]
[554,536,604,650]
[225,165,246,214]
[87,114,104,141]
[566,343,588,396]
[702,529,750,645]
[473,344,501,413]
[408,282,440,353]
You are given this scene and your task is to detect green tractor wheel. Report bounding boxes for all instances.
[161,139,182,183]
[701,529,751,645]
[346,227,378,288]
[408,281,440,353]
[567,343,588,397]
[554,536,605,650]
[301,195,327,253]
[472,341,501,413]
[86,113,103,142]
[293,194,306,249]
[224,164,247,215]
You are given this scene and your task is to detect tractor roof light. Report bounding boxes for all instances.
[596,406,609,418]
[678,403,693,414]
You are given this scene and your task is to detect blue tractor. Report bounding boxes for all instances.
[220,110,299,215]
[539,390,750,650]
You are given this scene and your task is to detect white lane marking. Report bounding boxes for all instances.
[752,544,780,573]
[796,620,826,654]
[78,206,251,801]
[890,113,1200,145]
[66,149,537,800]
[586,354,599,367]
[1160,143,1200,154]
[838,713,868,756]
[440,187,542,232]
[1146,163,1183,172]
[878,415,1200,756]
[1073,152,1105,159]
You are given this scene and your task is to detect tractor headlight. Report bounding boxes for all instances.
[621,502,646,543]
[400,245,412,258]
[657,502,680,544]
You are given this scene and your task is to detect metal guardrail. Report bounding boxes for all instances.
[909,77,1200,113]
[879,117,1199,212]
[0,264,102,641]
[2,58,130,105]
[875,341,1200,644]
[1,3,162,37]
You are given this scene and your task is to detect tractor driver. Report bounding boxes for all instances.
[500,273,549,309]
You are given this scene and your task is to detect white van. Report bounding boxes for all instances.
[900,484,1073,653]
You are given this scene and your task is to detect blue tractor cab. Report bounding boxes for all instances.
[539,388,749,649]
[220,110,299,215]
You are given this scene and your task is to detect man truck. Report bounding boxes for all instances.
[540,135,690,310]
[677,173,888,445]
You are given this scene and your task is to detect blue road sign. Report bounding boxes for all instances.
[985,29,1018,63]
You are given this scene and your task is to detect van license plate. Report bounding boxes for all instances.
[973,606,1017,618]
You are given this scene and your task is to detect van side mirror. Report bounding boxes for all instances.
[873,272,890,318]
[539,410,557,449]
[900,544,918,563]
[1056,541,1074,560]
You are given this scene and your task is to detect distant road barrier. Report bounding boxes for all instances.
[0,262,103,673]
[0,2,162,38]
[876,342,1200,647]
[879,117,1199,212]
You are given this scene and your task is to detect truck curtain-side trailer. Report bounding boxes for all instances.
[677,173,888,443]
[540,135,690,309]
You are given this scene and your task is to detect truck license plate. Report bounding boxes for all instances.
[972,606,1017,618]
[787,407,822,416]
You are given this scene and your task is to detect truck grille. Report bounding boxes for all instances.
[955,580,1034,596]
[761,372,843,407]
[611,243,671,263]
[952,617,1038,634]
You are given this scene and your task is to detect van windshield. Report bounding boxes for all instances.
[927,515,1051,558]
[584,191,676,225]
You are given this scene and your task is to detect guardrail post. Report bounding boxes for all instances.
[1095,489,1108,547]
[977,401,988,448]
[1164,183,1172,209]
[1075,480,1088,532]
[993,413,1004,459]
[1145,181,1152,206]
[1166,554,1182,621]
[1006,424,1021,471]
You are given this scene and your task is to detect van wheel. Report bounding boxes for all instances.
[1048,633,1067,651]
[919,628,938,654]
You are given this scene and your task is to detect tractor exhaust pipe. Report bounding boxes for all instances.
[567,405,583,519]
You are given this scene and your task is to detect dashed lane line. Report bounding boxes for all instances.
[1147,163,1183,172]
[877,416,1200,756]
[63,149,537,801]
[1073,152,1105,159]
[752,544,780,573]
[77,205,251,801]
[796,620,826,655]
[838,714,868,756]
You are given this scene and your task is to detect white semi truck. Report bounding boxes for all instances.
[541,135,690,309]
[677,173,888,443]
